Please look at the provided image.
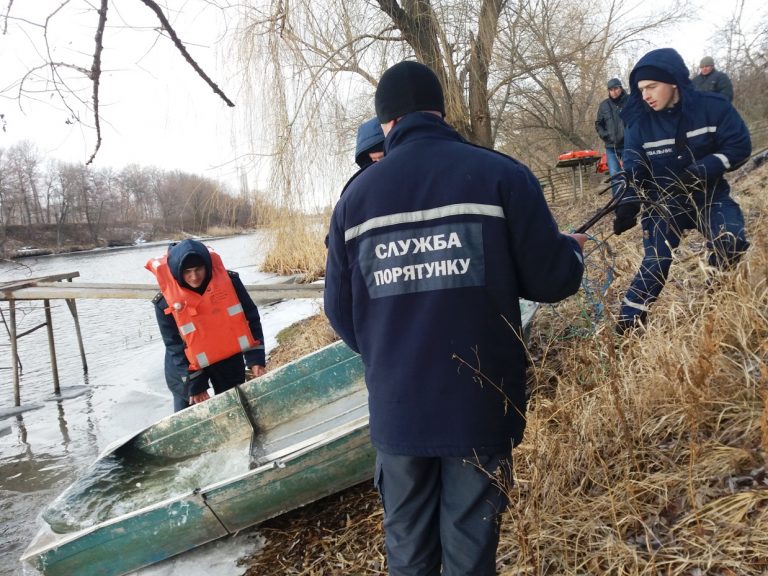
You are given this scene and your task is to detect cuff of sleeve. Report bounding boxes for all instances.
[245,349,266,368]
[188,374,209,396]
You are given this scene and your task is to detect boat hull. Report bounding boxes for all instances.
[22,299,539,576]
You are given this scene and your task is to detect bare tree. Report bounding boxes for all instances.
[706,1,768,135]
[1,0,234,164]
[231,0,690,203]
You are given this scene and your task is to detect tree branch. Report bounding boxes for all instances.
[86,0,108,165]
[137,0,235,107]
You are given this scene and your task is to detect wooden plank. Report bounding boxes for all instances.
[0,282,324,302]
[0,272,80,292]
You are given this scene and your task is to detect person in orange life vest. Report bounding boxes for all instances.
[147,239,266,412]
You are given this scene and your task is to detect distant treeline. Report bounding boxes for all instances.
[0,143,274,252]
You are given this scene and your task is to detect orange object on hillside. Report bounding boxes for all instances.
[557,149,601,162]
[596,153,609,173]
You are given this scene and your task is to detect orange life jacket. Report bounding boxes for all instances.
[145,250,260,370]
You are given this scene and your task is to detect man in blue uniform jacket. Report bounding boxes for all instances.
[613,48,751,333]
[324,61,586,576]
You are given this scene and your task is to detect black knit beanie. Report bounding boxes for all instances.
[181,253,206,270]
[633,66,676,86]
[375,61,445,123]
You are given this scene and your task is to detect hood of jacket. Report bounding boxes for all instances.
[622,48,693,126]
[166,239,213,294]
[355,117,385,167]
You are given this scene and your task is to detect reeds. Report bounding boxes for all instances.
[260,213,329,282]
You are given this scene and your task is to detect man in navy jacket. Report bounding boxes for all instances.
[325,61,586,575]
[613,48,750,333]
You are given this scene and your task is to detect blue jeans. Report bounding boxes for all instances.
[606,146,624,196]
[618,190,749,329]
[374,450,512,576]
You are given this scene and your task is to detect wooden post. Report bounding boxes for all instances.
[65,299,88,374]
[43,299,61,395]
[9,301,20,407]
[547,168,556,203]
[571,167,578,201]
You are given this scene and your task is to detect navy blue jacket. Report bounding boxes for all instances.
[355,117,385,167]
[621,48,750,200]
[325,113,584,456]
[153,239,266,400]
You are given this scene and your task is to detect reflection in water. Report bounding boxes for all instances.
[56,403,70,449]
[14,415,30,458]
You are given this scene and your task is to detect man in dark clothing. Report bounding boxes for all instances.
[595,77,629,196]
[324,60,586,575]
[355,117,385,168]
[147,239,267,412]
[613,48,750,333]
[692,56,734,101]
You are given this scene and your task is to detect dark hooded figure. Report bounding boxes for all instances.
[147,239,266,412]
[354,117,385,168]
[613,47,751,333]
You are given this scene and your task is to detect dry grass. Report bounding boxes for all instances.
[267,313,339,370]
[206,225,244,237]
[261,213,329,283]
[242,163,768,575]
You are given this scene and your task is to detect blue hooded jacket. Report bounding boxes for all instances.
[621,48,751,198]
[325,113,584,457]
[354,118,385,167]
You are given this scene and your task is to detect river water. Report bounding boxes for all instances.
[0,234,323,576]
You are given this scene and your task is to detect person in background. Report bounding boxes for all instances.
[355,117,386,168]
[146,239,267,412]
[595,77,629,196]
[692,56,733,101]
[613,48,750,334]
[325,60,586,576]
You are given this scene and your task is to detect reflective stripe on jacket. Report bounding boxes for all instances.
[146,250,261,370]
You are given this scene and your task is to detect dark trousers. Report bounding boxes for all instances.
[172,353,246,412]
[374,450,512,576]
[619,190,749,327]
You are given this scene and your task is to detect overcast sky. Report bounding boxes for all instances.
[0,0,763,194]
[0,1,252,190]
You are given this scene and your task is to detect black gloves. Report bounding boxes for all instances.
[613,202,640,235]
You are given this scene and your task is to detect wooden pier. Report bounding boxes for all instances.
[0,273,324,407]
